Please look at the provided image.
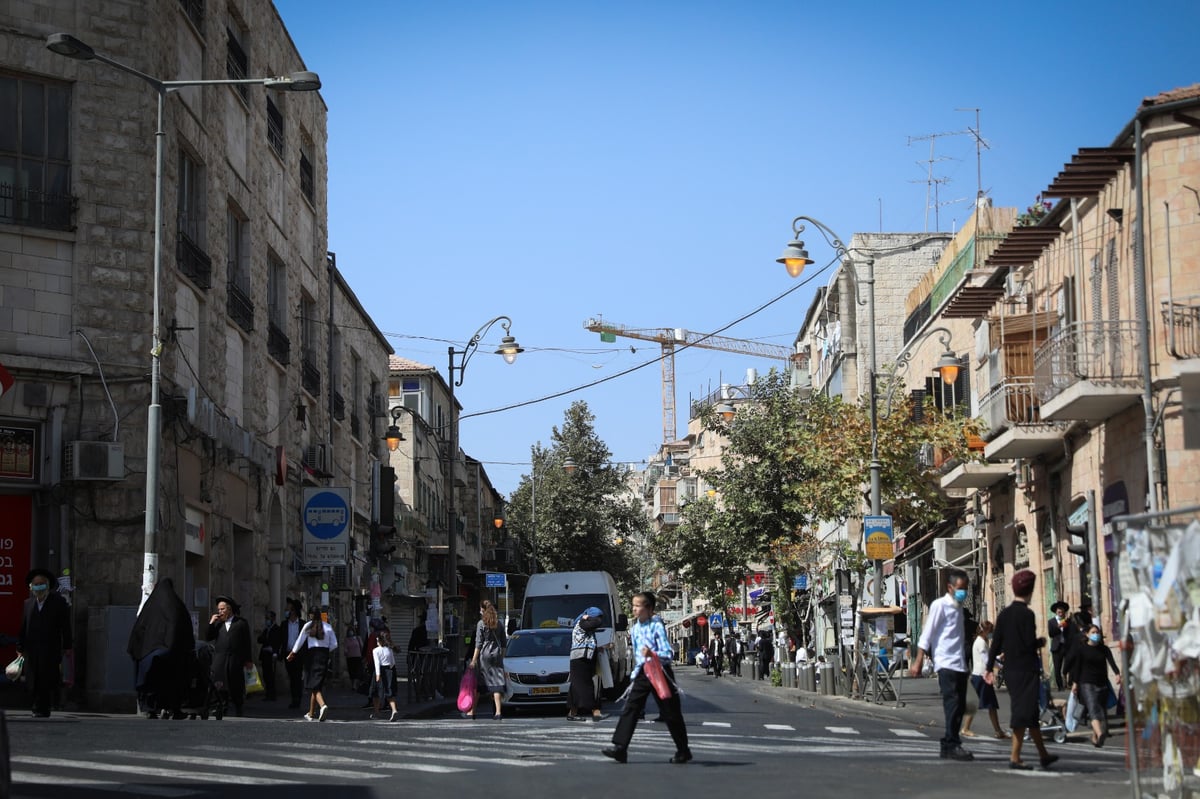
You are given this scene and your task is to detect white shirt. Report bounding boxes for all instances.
[795,646,809,665]
[291,621,338,653]
[286,618,301,650]
[916,593,968,673]
[971,636,988,677]
[373,645,396,676]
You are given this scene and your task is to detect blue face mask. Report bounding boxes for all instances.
[1088,633,1101,643]
[31,584,49,594]
[953,589,967,603]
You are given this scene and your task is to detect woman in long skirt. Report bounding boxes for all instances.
[287,608,337,721]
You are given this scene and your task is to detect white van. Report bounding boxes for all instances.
[520,571,631,698]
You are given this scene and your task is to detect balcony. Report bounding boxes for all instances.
[226,280,255,333]
[0,183,76,231]
[1163,297,1200,358]
[177,231,212,289]
[979,376,1066,460]
[1034,320,1142,422]
[301,356,321,396]
[267,321,290,365]
[940,461,1012,491]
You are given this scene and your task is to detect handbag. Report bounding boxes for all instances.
[1105,679,1119,710]
[457,667,477,713]
[5,654,24,681]
[643,652,671,701]
[244,664,264,695]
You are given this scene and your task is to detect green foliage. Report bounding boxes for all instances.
[504,401,647,593]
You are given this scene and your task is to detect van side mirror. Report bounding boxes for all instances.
[615,613,628,632]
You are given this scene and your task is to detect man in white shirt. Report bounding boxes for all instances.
[910,568,973,761]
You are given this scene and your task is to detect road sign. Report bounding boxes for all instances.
[864,514,894,560]
[485,573,507,588]
[302,487,350,566]
[793,574,808,590]
[709,612,723,629]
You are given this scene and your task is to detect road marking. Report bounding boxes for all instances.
[763,724,795,731]
[13,756,301,786]
[10,772,201,796]
[702,721,732,727]
[101,751,392,779]
[890,729,926,737]
[826,726,859,735]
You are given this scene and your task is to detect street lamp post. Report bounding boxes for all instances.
[46,33,321,606]
[777,216,956,608]
[444,317,523,599]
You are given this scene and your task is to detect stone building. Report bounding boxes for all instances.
[0,1,391,709]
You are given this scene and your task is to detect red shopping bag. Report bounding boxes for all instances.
[643,652,671,700]
[457,667,477,713]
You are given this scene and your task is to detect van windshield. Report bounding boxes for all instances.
[522,594,613,630]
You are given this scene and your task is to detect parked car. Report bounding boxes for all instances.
[502,628,572,708]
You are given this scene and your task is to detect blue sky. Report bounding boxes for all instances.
[274,0,1197,496]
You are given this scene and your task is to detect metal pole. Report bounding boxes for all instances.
[1086,489,1101,618]
[530,471,538,575]
[141,89,166,607]
[446,345,458,600]
[866,257,883,608]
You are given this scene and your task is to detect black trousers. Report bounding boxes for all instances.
[260,653,277,700]
[285,655,303,706]
[937,668,969,751]
[612,664,688,755]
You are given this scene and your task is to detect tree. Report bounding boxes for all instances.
[505,401,646,592]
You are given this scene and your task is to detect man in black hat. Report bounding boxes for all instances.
[283,598,304,708]
[18,568,72,717]
[206,595,252,716]
[257,609,283,701]
[1048,601,1070,689]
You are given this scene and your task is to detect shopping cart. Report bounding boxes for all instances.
[1037,677,1067,744]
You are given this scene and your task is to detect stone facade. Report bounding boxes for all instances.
[0,1,391,709]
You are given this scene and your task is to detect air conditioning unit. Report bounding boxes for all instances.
[63,441,125,481]
[933,537,976,567]
[303,444,326,472]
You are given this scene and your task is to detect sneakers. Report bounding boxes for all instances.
[601,746,627,763]
[1039,754,1059,769]
[389,710,399,722]
[940,747,974,761]
[369,713,378,720]
[318,705,328,722]
[303,713,315,722]
[669,750,693,764]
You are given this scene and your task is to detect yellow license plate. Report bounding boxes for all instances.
[531,686,560,696]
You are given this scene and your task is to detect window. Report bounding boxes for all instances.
[178,0,204,30]
[266,97,284,157]
[226,205,253,332]
[176,149,210,288]
[301,295,320,395]
[299,135,314,203]
[350,352,362,438]
[225,26,248,101]
[267,253,289,364]
[0,73,73,230]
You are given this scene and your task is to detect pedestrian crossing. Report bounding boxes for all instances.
[8,716,1121,793]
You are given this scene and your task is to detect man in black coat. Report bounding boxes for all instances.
[206,595,252,717]
[257,609,283,701]
[1048,601,1070,690]
[18,568,73,718]
[282,598,304,708]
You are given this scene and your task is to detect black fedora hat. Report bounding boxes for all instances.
[214,594,240,612]
[1050,601,1069,613]
[25,568,54,584]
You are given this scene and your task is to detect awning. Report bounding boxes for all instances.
[894,521,955,563]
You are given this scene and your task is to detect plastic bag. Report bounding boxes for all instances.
[596,653,614,689]
[457,667,477,713]
[244,664,264,695]
[1065,690,1083,732]
[5,655,23,681]
[643,652,671,701]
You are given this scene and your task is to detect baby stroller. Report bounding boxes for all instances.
[1036,676,1067,744]
[180,641,226,720]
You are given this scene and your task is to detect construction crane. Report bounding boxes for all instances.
[584,316,795,443]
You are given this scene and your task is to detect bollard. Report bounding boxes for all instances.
[782,662,796,688]
[799,664,814,691]
[750,660,759,681]
[818,662,834,695]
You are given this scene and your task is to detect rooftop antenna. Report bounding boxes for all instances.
[908,111,990,233]
[955,107,991,269]
[906,131,957,232]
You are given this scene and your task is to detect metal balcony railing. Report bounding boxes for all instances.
[978,376,1041,437]
[226,280,255,333]
[0,183,75,231]
[1033,320,1142,404]
[267,321,290,365]
[301,357,321,396]
[1163,297,1200,358]
[177,231,212,289]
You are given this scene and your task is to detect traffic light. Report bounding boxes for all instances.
[371,524,396,558]
[1066,517,1088,557]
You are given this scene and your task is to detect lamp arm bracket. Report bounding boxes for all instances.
[451,315,514,387]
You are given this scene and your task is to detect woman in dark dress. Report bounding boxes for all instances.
[567,607,604,721]
[127,577,194,719]
[1063,623,1120,747]
[985,569,1058,770]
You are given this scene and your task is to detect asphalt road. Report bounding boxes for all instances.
[4,668,1135,798]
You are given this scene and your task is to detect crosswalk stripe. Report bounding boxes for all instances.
[890,729,927,737]
[12,756,302,786]
[101,750,392,779]
[826,726,859,735]
[347,740,556,767]
[10,772,201,796]
[763,724,795,731]
[702,721,731,727]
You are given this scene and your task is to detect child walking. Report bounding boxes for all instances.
[370,630,400,722]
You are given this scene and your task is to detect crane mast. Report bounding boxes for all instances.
[583,317,794,443]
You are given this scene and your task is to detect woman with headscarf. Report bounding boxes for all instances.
[127,577,194,719]
[567,606,605,722]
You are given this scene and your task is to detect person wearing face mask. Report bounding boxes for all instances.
[18,568,73,718]
[909,567,973,762]
[1062,623,1120,747]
